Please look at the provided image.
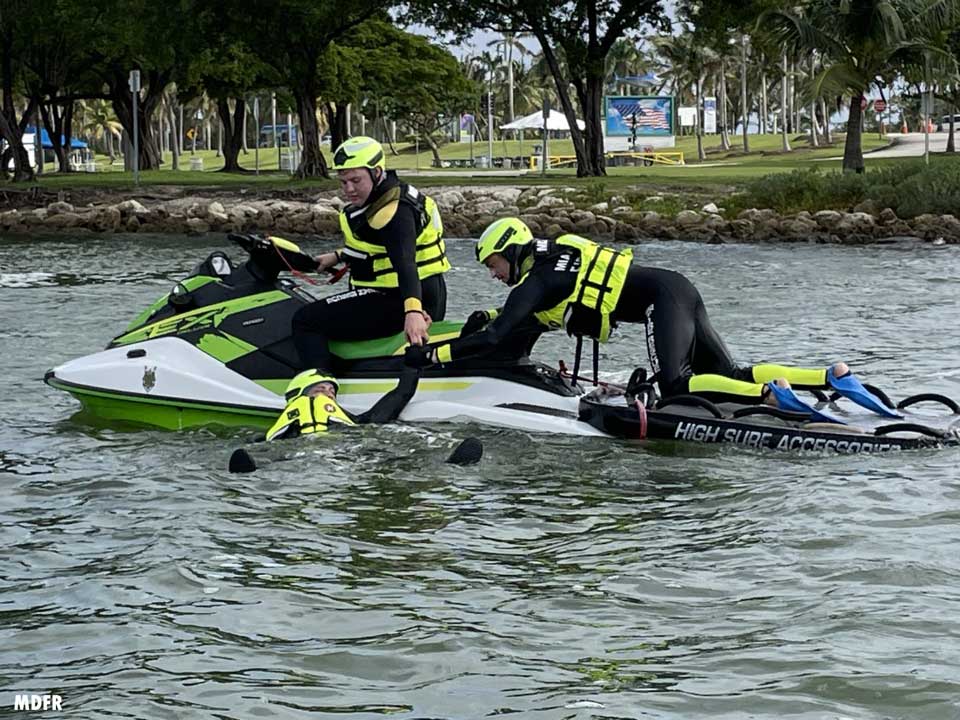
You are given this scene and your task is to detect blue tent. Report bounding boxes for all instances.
[25,125,88,149]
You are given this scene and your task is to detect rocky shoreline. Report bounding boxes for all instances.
[1,185,957,245]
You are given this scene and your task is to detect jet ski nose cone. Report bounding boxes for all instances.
[229,448,258,473]
[446,437,483,465]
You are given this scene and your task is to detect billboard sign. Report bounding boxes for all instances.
[703,97,717,133]
[460,114,474,143]
[604,96,674,137]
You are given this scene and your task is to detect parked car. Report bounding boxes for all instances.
[936,114,960,132]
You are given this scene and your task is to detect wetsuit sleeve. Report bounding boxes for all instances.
[433,270,565,363]
[380,203,423,312]
[354,368,420,424]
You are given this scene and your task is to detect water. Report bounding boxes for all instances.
[2,233,960,718]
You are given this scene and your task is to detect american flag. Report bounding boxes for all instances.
[614,100,671,131]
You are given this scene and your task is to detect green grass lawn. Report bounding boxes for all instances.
[8,132,894,193]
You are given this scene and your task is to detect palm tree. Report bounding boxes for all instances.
[655,32,719,160]
[488,33,532,124]
[763,0,959,172]
[79,99,122,162]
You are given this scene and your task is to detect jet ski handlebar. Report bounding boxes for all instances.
[228,232,320,282]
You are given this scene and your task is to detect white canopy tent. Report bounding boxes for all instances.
[501,109,585,131]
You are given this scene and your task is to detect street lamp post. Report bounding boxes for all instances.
[253,96,260,175]
[487,81,493,170]
[129,70,140,186]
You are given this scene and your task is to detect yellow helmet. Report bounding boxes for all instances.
[332,136,385,172]
[475,217,533,263]
[284,369,339,401]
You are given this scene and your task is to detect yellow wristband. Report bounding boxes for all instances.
[404,297,423,313]
[437,345,453,364]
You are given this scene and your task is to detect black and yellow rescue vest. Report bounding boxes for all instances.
[339,182,450,288]
[265,394,356,441]
[527,234,632,342]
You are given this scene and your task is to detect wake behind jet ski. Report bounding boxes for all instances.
[45,233,601,435]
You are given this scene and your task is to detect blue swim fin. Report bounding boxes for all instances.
[827,367,903,419]
[766,383,846,424]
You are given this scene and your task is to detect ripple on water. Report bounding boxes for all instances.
[1,236,959,718]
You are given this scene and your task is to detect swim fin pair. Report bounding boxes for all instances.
[827,366,903,419]
[766,382,846,424]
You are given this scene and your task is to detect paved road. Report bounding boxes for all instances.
[866,131,954,158]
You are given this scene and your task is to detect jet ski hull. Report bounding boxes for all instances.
[47,336,607,436]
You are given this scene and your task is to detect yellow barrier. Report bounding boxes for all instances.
[530,151,685,170]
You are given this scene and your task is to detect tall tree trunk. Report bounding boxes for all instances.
[168,103,179,170]
[384,120,399,155]
[810,96,819,146]
[792,59,800,133]
[843,92,865,173]
[106,127,115,161]
[696,73,705,161]
[741,35,750,153]
[780,53,791,152]
[241,102,248,154]
[424,132,442,167]
[534,29,602,176]
[821,98,832,143]
[808,54,819,147]
[39,97,71,173]
[217,97,248,172]
[948,107,955,153]
[294,90,328,178]
[0,34,35,181]
[719,63,730,150]
[0,104,34,181]
[761,66,768,134]
[324,101,349,151]
[109,69,165,170]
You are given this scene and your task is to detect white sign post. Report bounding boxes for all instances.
[129,70,141,185]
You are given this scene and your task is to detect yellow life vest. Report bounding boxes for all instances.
[339,180,450,288]
[529,234,632,342]
[265,393,356,441]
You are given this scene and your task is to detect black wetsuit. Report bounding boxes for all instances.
[435,243,764,402]
[293,172,447,372]
[348,368,419,425]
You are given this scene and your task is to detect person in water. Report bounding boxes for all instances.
[404,217,893,416]
[291,136,450,373]
[229,368,482,472]
[264,367,419,441]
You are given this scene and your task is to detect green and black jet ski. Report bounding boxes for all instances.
[45,234,599,434]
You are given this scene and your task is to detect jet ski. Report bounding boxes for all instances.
[578,374,960,453]
[45,233,604,435]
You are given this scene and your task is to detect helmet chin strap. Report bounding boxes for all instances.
[506,243,534,285]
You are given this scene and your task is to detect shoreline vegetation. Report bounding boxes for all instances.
[3,138,960,245]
